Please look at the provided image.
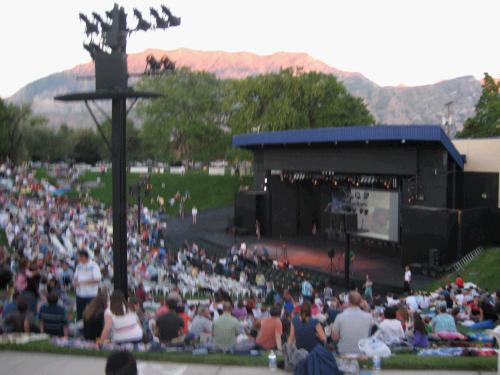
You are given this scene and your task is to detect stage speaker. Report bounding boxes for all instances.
[328,248,335,259]
[428,248,440,267]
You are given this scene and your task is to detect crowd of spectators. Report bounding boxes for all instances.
[0,163,499,371]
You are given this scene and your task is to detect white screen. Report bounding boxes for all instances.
[350,188,399,242]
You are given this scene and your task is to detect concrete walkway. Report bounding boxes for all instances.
[0,351,496,375]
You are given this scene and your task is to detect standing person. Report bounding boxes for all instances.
[191,206,198,225]
[404,266,412,293]
[73,250,101,321]
[363,275,373,302]
[179,197,185,219]
[349,250,356,276]
[255,219,261,240]
[301,279,313,302]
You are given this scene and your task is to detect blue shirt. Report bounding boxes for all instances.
[301,281,313,297]
[39,304,67,336]
[2,300,17,319]
[292,316,320,352]
[431,313,457,333]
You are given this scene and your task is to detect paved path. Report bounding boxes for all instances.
[0,351,496,375]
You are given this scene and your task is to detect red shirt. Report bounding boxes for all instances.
[256,317,283,349]
[455,277,464,288]
[179,312,190,334]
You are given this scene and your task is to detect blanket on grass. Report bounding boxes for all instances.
[418,347,497,357]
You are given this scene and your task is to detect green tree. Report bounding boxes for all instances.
[457,73,500,138]
[0,99,46,163]
[25,124,78,162]
[137,68,229,162]
[72,129,104,164]
[99,120,144,162]
[226,69,374,133]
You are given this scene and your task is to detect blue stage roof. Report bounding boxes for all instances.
[233,125,464,169]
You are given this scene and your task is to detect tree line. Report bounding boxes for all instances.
[1,69,496,165]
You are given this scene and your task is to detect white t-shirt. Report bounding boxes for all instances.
[404,270,411,283]
[74,260,101,298]
[375,319,405,346]
[406,295,419,311]
[105,308,143,343]
[192,207,198,216]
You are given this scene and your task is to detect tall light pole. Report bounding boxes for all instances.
[56,3,180,297]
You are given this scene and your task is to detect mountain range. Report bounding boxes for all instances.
[9,48,482,133]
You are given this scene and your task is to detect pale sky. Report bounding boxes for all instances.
[0,0,499,97]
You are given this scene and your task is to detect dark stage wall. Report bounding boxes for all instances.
[234,192,258,233]
[269,177,331,237]
[458,172,499,209]
[255,145,418,177]
[401,206,495,266]
[271,176,297,237]
[401,207,458,266]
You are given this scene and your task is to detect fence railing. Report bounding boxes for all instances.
[446,246,484,273]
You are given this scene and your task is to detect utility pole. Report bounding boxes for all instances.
[444,101,454,137]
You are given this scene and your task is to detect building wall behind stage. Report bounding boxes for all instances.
[453,138,500,207]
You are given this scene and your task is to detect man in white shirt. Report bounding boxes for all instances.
[404,265,411,292]
[73,250,101,320]
[191,206,198,225]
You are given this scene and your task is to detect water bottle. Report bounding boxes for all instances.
[372,355,381,373]
[268,350,277,371]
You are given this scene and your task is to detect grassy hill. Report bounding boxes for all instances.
[78,171,252,215]
[425,247,500,291]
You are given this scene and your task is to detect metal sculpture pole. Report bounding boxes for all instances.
[112,96,128,294]
[55,3,180,297]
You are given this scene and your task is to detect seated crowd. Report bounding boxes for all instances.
[0,163,499,361]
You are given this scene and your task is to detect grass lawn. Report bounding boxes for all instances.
[425,247,500,291]
[35,168,58,187]
[79,171,253,214]
[0,341,497,370]
[376,354,497,371]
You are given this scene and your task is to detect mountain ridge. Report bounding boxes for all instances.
[9,48,481,133]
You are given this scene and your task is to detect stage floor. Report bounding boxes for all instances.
[203,232,433,292]
[256,237,433,291]
[164,206,433,292]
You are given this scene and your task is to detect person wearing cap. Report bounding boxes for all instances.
[73,249,101,320]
